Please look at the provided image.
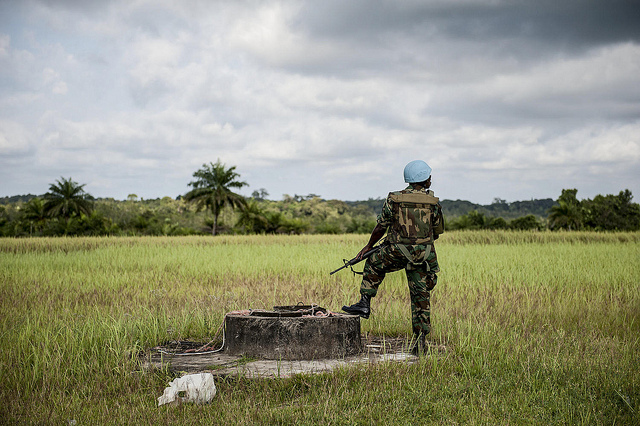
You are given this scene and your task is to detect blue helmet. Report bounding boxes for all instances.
[403,160,432,183]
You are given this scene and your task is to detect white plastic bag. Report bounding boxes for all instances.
[158,373,217,406]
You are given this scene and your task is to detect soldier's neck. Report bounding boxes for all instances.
[410,183,429,191]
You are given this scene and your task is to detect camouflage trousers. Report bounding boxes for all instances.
[360,243,439,336]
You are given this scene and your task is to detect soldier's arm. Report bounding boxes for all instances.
[356,223,386,260]
[356,196,392,260]
[433,203,444,239]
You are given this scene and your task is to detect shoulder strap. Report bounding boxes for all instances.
[389,192,439,205]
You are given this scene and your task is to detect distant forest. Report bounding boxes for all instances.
[2,189,638,237]
[2,161,639,237]
[345,197,557,221]
[2,193,555,219]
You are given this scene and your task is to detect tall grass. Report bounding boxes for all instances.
[1,232,638,424]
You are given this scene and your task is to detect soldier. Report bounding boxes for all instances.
[342,160,444,355]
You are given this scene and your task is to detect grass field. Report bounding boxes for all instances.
[1,231,639,424]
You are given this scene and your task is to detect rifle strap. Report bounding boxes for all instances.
[349,265,364,276]
[341,259,364,276]
[397,244,430,271]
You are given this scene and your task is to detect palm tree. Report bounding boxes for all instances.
[184,160,248,235]
[44,177,94,220]
[236,200,269,234]
[22,197,48,235]
[548,189,583,230]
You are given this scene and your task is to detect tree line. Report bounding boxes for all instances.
[1,161,639,237]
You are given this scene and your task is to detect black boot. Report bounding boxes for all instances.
[342,294,371,319]
[410,333,426,356]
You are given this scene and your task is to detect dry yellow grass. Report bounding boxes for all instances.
[1,232,638,424]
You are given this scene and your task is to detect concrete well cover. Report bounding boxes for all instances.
[224,306,361,360]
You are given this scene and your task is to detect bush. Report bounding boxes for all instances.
[510,214,542,231]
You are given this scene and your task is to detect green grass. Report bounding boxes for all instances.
[0,232,638,424]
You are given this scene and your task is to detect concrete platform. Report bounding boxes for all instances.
[144,337,447,379]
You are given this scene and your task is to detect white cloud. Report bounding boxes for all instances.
[0,0,639,202]
[0,34,9,57]
[478,42,640,104]
[545,123,640,165]
[128,36,185,86]
[227,2,339,68]
[42,67,68,94]
[327,160,389,179]
[454,122,640,183]
[0,120,33,156]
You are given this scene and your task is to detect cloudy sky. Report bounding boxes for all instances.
[1,0,639,204]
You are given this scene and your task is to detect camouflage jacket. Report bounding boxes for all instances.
[377,184,444,246]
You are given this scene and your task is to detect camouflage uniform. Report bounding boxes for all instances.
[360,184,444,336]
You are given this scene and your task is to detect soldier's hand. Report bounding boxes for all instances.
[355,245,372,261]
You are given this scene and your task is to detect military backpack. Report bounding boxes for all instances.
[386,189,442,245]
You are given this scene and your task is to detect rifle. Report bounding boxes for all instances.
[329,245,382,276]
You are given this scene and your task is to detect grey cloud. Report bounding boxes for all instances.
[295,0,640,47]
[272,0,640,83]
[1,0,638,202]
